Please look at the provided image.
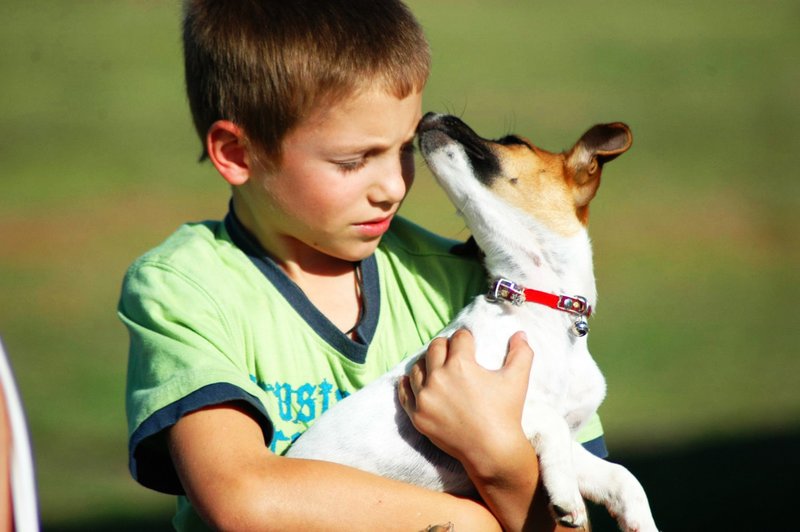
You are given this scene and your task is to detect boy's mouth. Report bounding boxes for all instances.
[354,215,394,238]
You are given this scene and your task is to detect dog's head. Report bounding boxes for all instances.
[417,113,632,238]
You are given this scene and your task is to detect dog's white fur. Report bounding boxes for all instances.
[288,114,657,531]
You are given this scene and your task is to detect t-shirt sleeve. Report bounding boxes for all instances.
[575,412,608,458]
[119,260,272,495]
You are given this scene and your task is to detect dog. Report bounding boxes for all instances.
[288,113,658,531]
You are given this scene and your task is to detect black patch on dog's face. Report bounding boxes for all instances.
[496,134,528,147]
[418,113,501,185]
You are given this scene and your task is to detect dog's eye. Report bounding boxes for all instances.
[497,135,527,146]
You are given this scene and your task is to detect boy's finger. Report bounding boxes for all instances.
[444,328,475,363]
[407,357,427,394]
[504,331,534,373]
[397,375,417,413]
[424,336,448,370]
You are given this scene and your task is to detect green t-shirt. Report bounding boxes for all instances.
[120,210,606,530]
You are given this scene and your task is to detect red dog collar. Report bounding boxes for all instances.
[486,278,593,317]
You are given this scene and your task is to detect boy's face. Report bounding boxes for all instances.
[237,88,423,266]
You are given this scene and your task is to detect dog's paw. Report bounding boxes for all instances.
[616,511,659,532]
[540,455,587,528]
[603,467,659,532]
[550,498,587,529]
[608,493,658,532]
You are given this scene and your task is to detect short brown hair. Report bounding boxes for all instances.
[182,0,431,166]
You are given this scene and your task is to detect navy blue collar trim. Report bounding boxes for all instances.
[224,206,379,364]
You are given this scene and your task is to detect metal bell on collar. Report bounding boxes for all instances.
[570,318,590,337]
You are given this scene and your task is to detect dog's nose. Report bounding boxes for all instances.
[417,112,442,133]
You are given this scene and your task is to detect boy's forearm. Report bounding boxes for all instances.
[169,404,502,531]
[242,457,503,532]
[184,456,505,531]
[246,454,570,532]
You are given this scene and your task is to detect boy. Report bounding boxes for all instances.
[120,1,606,530]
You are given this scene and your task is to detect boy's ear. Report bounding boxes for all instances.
[206,120,251,186]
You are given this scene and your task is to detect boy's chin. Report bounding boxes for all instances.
[331,239,382,263]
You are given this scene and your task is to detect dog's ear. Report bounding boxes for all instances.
[568,122,632,206]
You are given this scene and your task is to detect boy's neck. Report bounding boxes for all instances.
[231,197,364,334]
[283,262,364,336]
[231,194,353,275]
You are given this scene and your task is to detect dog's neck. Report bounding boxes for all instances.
[464,196,597,307]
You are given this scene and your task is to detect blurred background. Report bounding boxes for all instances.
[0,1,797,530]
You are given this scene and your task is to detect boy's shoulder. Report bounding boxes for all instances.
[379,216,486,294]
[123,220,241,285]
[381,215,477,261]
[135,220,222,260]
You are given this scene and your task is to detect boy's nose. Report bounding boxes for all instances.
[371,158,412,205]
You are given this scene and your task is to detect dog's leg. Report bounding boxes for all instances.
[523,403,587,528]
[572,443,658,532]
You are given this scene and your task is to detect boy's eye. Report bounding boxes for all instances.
[334,143,416,173]
[335,159,367,173]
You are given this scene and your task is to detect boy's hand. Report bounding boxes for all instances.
[398,329,535,473]
[399,330,571,532]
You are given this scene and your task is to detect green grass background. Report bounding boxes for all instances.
[1,1,797,530]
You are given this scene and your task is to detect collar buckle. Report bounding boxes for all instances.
[487,278,525,306]
[557,295,590,316]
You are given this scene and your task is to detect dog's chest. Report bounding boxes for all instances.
[454,298,605,424]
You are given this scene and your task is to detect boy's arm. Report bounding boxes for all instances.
[399,330,576,532]
[169,402,502,532]
[165,336,574,532]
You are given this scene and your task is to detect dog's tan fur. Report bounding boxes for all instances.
[488,125,632,236]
